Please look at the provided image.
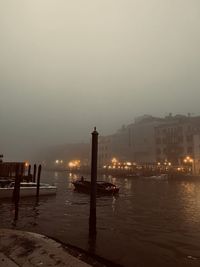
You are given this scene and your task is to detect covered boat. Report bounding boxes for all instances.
[0,181,57,198]
[72,179,119,195]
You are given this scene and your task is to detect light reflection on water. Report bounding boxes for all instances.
[1,172,200,266]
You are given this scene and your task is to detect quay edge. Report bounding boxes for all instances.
[0,228,92,267]
[0,229,124,267]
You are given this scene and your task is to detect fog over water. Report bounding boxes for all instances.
[1,0,200,160]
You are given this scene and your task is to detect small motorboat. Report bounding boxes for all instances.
[0,181,57,198]
[72,179,119,195]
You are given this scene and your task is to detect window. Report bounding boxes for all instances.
[187,147,193,153]
[186,135,193,142]
[156,148,161,155]
[156,138,161,144]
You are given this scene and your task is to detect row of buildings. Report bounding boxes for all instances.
[38,114,200,175]
[98,114,200,175]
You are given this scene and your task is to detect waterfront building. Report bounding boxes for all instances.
[98,125,134,167]
[127,115,163,163]
[98,135,113,167]
[193,134,200,175]
[37,114,200,174]
[98,115,164,166]
[99,114,200,174]
[155,115,200,173]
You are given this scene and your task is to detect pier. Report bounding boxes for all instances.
[0,229,91,267]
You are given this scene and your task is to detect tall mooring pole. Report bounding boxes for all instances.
[12,164,21,221]
[89,127,99,237]
[28,165,31,177]
[36,165,42,198]
[33,164,37,183]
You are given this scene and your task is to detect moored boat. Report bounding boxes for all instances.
[72,179,119,195]
[0,182,57,198]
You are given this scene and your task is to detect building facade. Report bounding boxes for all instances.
[155,116,200,167]
[193,134,200,175]
[98,114,200,173]
[98,135,114,167]
[98,115,164,166]
[128,115,163,163]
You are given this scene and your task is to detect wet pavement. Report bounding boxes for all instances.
[0,229,91,267]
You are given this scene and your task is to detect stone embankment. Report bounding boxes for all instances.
[0,229,92,267]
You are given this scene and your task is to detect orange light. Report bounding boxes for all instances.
[24,161,29,167]
[184,156,193,163]
[111,158,118,164]
[68,160,80,168]
[68,162,75,168]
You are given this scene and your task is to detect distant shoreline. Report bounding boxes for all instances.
[43,168,200,181]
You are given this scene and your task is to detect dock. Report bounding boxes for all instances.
[0,229,91,267]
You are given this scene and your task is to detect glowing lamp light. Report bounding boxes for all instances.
[24,161,29,167]
[68,160,81,169]
[184,156,193,163]
[111,158,118,164]
[68,162,75,168]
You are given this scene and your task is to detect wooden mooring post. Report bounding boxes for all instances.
[89,127,99,237]
[36,164,42,197]
[33,164,37,183]
[12,164,21,221]
[28,164,31,177]
[12,164,21,203]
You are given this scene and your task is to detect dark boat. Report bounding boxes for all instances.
[72,179,119,195]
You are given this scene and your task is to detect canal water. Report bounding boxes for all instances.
[1,171,200,267]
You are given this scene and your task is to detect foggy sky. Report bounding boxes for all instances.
[1,0,200,161]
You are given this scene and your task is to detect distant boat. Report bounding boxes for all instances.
[144,174,168,180]
[72,179,119,195]
[0,181,57,198]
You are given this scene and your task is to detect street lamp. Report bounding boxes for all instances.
[183,156,194,174]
